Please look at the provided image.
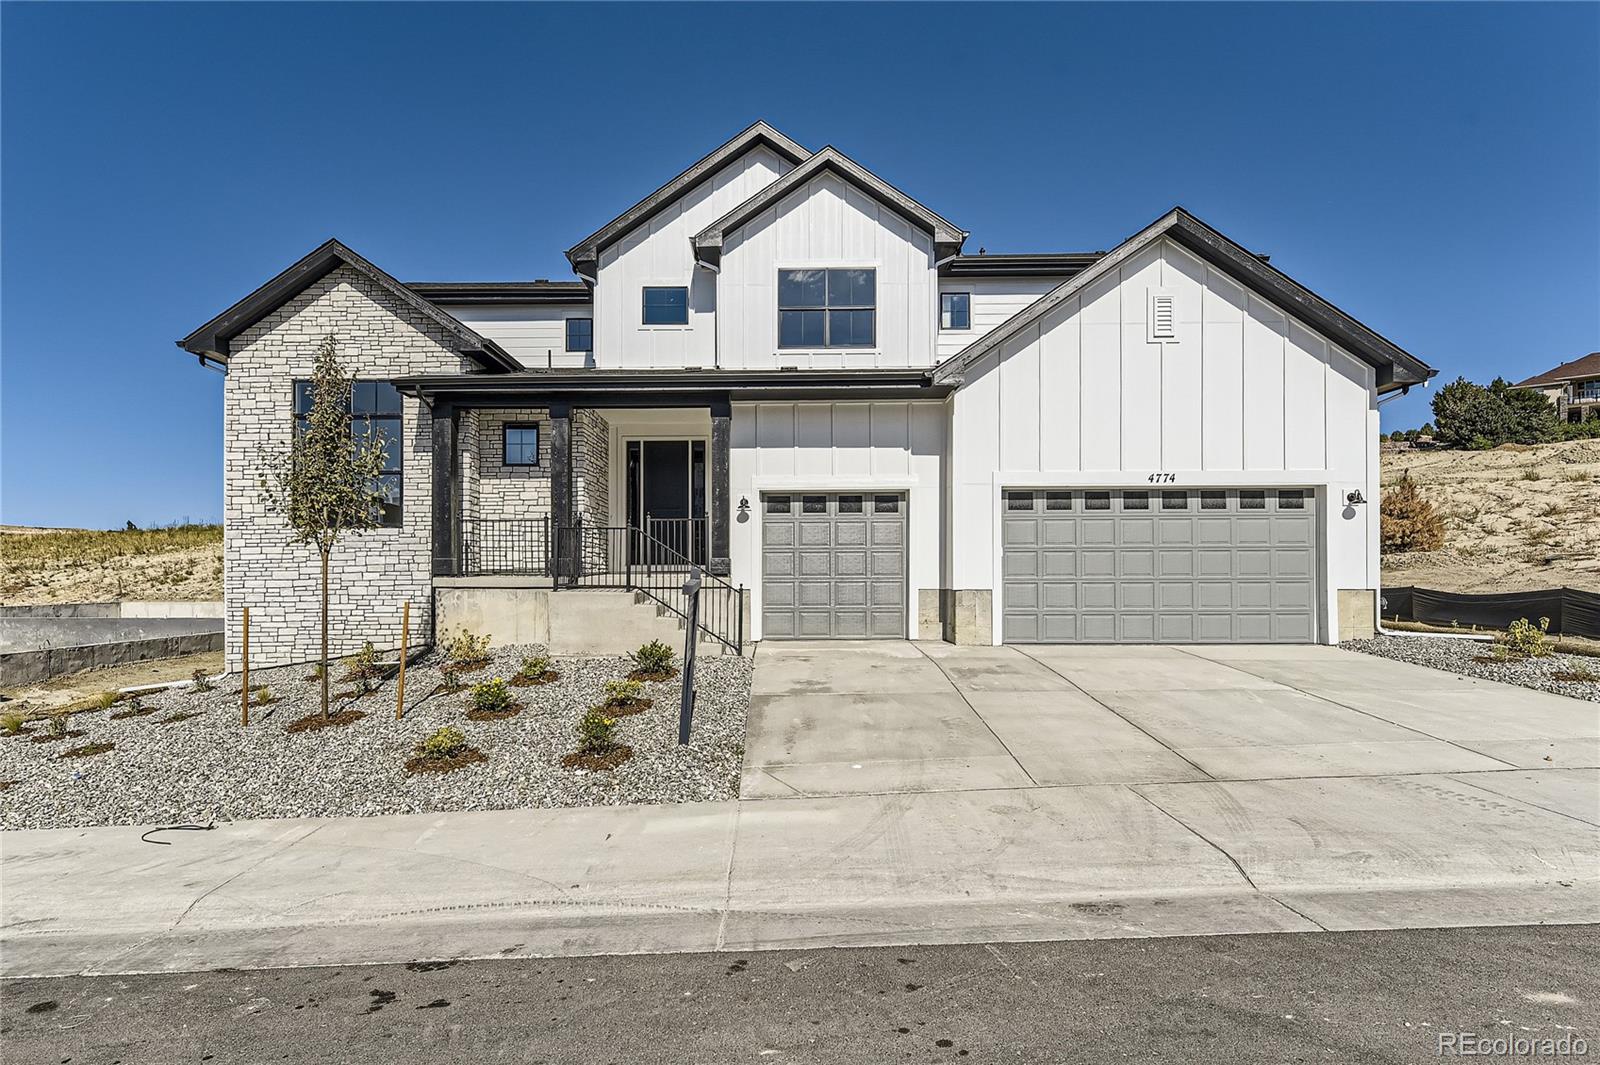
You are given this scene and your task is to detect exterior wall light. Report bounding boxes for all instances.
[1346,490,1367,505]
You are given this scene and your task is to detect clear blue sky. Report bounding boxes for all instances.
[3,2,1596,529]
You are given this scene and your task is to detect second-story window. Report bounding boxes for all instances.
[940,292,971,330]
[565,317,593,352]
[779,268,875,348]
[642,287,688,325]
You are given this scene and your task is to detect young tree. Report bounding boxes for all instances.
[265,336,389,718]
[1380,473,1446,553]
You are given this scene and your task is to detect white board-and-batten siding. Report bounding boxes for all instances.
[717,171,938,369]
[729,401,946,641]
[595,144,794,369]
[949,236,1380,642]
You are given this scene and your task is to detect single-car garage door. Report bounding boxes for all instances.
[1002,488,1318,644]
[762,493,906,639]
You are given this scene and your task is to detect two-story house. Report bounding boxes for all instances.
[1515,353,1600,424]
[179,122,1435,667]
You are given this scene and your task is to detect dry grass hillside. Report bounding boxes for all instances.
[0,524,223,604]
[1381,439,1600,593]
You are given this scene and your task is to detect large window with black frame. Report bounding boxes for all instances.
[778,268,876,348]
[292,379,404,527]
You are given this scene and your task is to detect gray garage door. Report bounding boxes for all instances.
[762,493,906,639]
[1001,488,1318,644]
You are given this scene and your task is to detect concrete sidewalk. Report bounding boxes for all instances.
[5,765,1596,978]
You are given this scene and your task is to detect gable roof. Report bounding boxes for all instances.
[177,239,520,372]
[932,207,1434,393]
[692,146,967,269]
[564,121,810,278]
[1515,352,1600,388]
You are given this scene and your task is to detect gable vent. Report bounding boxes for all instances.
[1149,290,1177,341]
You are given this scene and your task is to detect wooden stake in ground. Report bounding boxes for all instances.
[395,600,410,720]
[241,606,251,727]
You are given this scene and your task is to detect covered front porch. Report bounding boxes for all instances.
[397,374,735,583]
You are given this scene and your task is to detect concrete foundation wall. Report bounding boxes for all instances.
[434,584,711,656]
[1337,589,1376,641]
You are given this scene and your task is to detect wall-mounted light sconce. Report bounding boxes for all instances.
[1346,489,1367,506]
[738,496,750,515]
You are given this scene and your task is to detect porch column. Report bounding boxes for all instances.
[430,401,458,576]
[709,398,731,577]
[549,401,574,578]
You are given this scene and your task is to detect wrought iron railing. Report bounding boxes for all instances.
[644,516,708,566]
[553,523,743,655]
[456,517,742,654]
[461,517,551,576]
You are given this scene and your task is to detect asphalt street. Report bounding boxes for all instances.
[5,925,1597,1064]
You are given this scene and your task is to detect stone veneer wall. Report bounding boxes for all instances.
[573,409,610,528]
[223,264,475,669]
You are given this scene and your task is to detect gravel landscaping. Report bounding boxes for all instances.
[1340,635,1600,702]
[0,643,752,831]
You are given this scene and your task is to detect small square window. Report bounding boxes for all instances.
[1122,491,1149,511]
[1085,491,1111,511]
[1006,491,1035,512]
[1161,491,1188,510]
[1045,491,1072,511]
[642,287,688,325]
[838,495,863,514]
[874,495,900,513]
[565,318,593,352]
[802,495,826,514]
[940,292,971,330]
[1278,490,1306,510]
[1200,490,1227,510]
[503,424,540,467]
[765,495,791,515]
[1240,490,1266,510]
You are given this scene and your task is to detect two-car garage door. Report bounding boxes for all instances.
[1001,488,1318,644]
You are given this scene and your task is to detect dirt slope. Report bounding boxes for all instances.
[0,525,223,605]
[1381,440,1600,593]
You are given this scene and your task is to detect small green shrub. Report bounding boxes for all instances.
[631,640,675,676]
[46,709,70,739]
[577,707,616,754]
[518,653,552,679]
[190,669,214,693]
[441,628,491,671]
[0,711,27,735]
[307,662,327,681]
[470,676,514,715]
[253,685,273,706]
[602,678,645,707]
[345,641,380,681]
[416,725,468,761]
[1498,617,1553,660]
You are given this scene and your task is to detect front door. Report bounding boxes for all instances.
[625,439,707,564]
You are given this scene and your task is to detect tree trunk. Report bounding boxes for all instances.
[321,547,331,719]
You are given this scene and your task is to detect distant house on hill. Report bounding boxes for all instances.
[1515,352,1600,424]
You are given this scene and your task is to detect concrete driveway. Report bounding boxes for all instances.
[742,641,1597,797]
